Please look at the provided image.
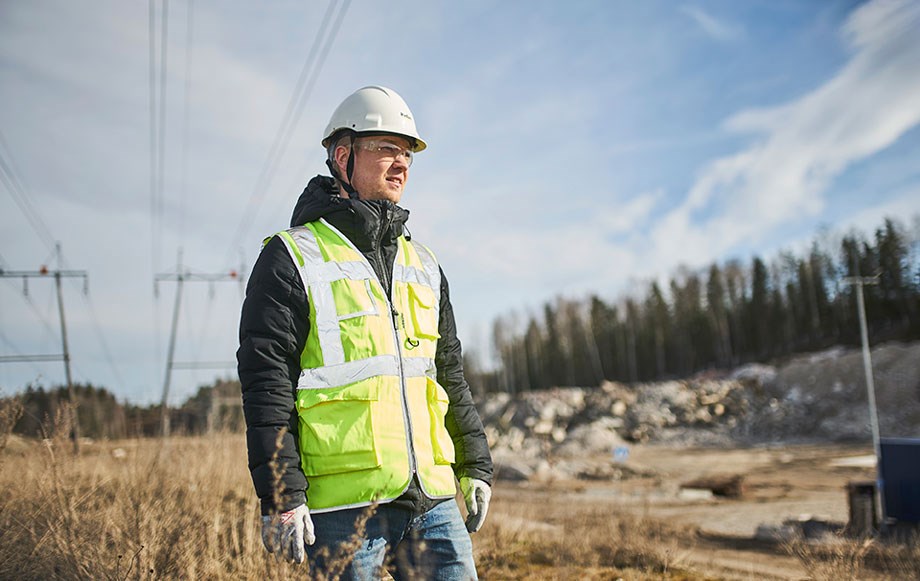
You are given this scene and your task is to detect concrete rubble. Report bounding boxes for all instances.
[481,341,920,482]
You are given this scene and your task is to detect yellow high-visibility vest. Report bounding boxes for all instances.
[272,218,457,513]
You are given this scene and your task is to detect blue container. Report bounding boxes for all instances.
[879,438,920,523]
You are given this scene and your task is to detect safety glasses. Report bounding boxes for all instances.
[354,140,414,167]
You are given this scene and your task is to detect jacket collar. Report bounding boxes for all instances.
[290,175,410,253]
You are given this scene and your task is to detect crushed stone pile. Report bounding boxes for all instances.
[480,341,920,481]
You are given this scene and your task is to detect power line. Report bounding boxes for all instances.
[188,273,216,371]
[224,0,352,261]
[1,129,125,396]
[157,0,170,271]
[182,282,201,389]
[149,0,159,275]
[276,1,353,201]
[0,129,56,254]
[0,316,45,378]
[179,0,195,248]
[148,0,170,274]
[1,270,59,341]
[79,290,126,389]
[223,0,339,256]
[54,245,124,388]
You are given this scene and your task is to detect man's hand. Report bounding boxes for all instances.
[459,477,491,533]
[260,503,315,563]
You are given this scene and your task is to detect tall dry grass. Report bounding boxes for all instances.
[0,405,293,580]
[784,532,920,581]
[0,403,699,580]
[473,500,700,580]
[1,404,916,581]
[0,394,23,451]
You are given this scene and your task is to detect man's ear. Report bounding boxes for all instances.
[334,145,350,177]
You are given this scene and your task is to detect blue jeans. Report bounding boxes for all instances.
[308,500,478,580]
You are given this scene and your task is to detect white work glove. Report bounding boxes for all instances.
[260,503,315,563]
[459,477,491,533]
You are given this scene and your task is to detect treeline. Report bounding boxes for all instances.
[4,216,918,428]
[468,217,920,394]
[6,379,243,440]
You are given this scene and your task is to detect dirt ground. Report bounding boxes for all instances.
[492,443,881,580]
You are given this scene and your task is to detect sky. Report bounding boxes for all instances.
[1,0,919,405]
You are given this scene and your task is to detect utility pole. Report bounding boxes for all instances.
[154,249,243,437]
[843,274,883,525]
[0,246,88,455]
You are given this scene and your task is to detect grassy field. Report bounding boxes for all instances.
[0,409,917,580]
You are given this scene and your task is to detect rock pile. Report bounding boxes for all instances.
[479,341,920,482]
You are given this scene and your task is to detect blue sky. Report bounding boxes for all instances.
[1,0,919,404]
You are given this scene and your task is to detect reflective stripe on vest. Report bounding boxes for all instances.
[273,218,456,512]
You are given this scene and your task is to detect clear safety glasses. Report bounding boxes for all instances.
[354,140,414,167]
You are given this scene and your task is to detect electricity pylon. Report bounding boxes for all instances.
[154,249,244,437]
[0,245,87,454]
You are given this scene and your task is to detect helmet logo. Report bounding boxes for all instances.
[400,112,412,121]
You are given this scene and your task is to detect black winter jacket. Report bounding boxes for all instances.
[237,176,493,515]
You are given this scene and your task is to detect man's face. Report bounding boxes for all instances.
[336,135,412,203]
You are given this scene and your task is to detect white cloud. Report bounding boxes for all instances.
[597,190,663,237]
[650,0,920,270]
[418,0,920,334]
[680,5,744,42]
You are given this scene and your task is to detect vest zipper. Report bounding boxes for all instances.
[376,205,419,481]
[389,304,418,479]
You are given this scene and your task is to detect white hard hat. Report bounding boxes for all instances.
[322,85,427,152]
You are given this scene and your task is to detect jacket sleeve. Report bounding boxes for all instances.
[237,236,310,515]
[436,267,494,485]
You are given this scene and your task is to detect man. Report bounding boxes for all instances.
[238,85,493,580]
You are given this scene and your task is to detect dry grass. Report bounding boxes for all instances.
[0,408,917,581]
[0,425,274,579]
[0,422,705,580]
[784,535,875,581]
[0,394,23,451]
[474,486,716,581]
[784,532,920,581]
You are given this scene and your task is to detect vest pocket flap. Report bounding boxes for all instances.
[331,278,379,320]
[406,282,440,340]
[297,382,381,408]
[407,281,436,307]
[298,383,382,476]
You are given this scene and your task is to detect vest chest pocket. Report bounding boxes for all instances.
[427,377,455,465]
[331,278,380,320]
[297,383,382,476]
[406,282,440,340]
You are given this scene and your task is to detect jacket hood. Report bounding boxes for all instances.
[290,175,350,227]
